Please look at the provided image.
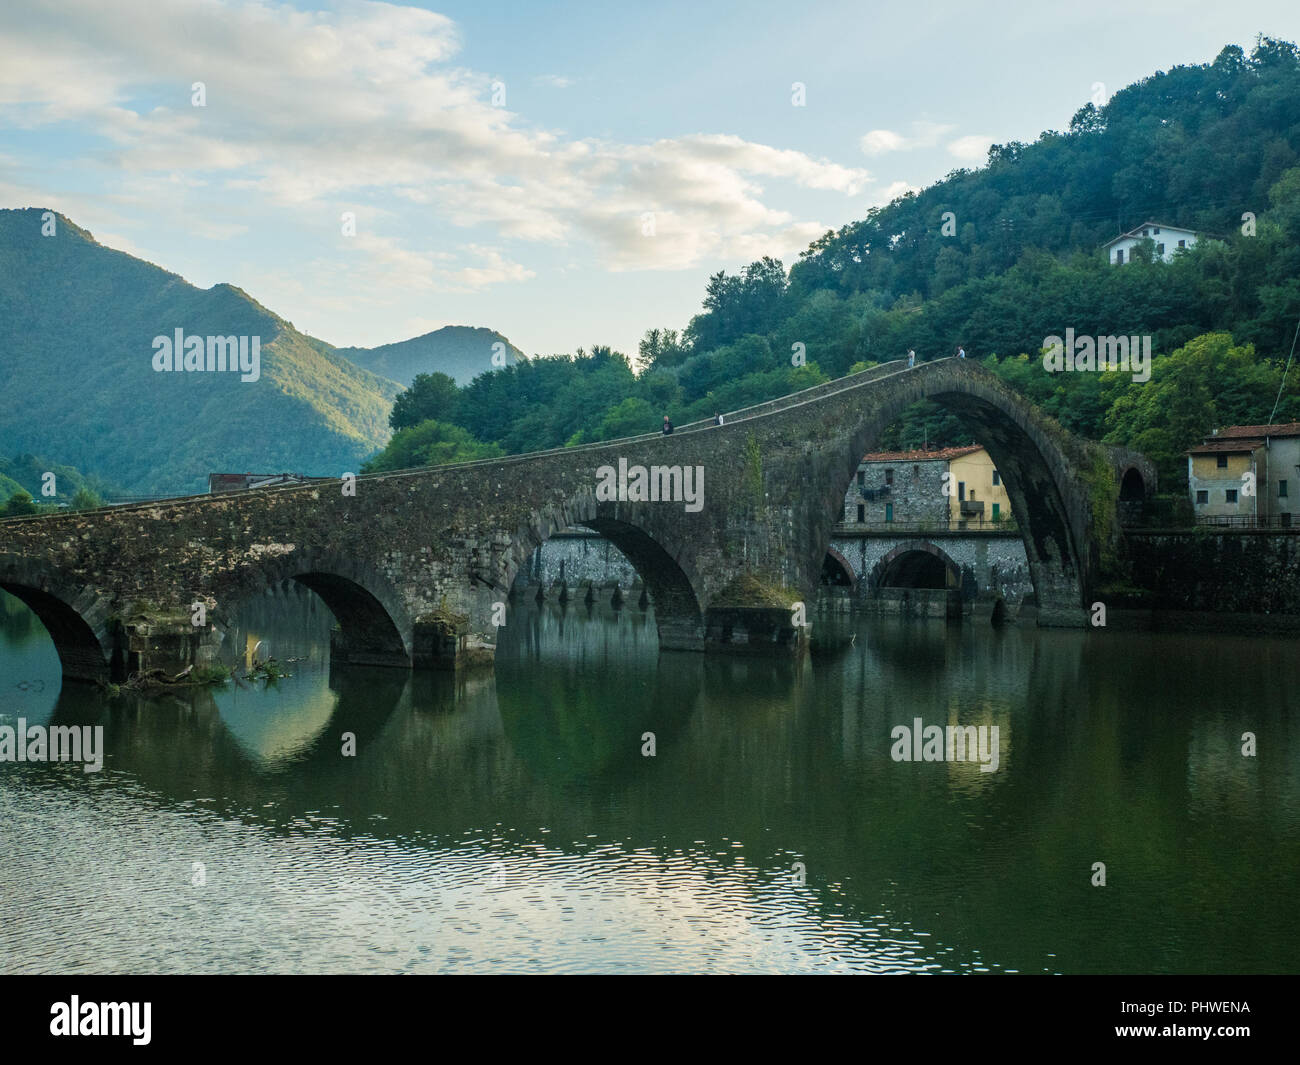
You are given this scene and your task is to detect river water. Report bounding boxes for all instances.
[1,585,1296,974]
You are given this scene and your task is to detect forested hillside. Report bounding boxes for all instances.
[366,37,1300,491]
[0,208,401,495]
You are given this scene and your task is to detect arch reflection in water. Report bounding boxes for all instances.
[2,587,1299,974]
[494,600,702,783]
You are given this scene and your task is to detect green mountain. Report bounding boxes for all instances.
[0,208,402,495]
[339,326,524,387]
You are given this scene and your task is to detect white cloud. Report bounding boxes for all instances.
[860,129,905,155]
[860,120,956,156]
[875,180,920,204]
[0,0,867,275]
[948,135,994,163]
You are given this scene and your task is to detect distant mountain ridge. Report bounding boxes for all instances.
[339,326,524,387]
[0,209,520,495]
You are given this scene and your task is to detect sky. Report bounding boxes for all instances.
[0,0,1295,362]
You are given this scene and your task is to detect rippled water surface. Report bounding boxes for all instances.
[1,587,1297,974]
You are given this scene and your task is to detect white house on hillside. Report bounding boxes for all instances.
[1103,221,1198,264]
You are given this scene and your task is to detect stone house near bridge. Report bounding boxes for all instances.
[842,445,1013,528]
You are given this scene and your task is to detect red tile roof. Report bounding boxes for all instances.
[1187,422,1300,454]
[1187,439,1258,455]
[860,445,983,463]
[1211,422,1300,438]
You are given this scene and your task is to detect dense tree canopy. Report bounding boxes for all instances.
[364,37,1300,496]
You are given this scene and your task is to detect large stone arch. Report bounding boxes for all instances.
[795,361,1100,626]
[0,555,115,683]
[498,492,707,653]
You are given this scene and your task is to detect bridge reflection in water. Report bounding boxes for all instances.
[1,584,1293,974]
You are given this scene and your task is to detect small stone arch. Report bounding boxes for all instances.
[1119,467,1146,501]
[868,541,962,590]
[821,547,856,587]
[501,493,707,652]
[0,557,115,683]
[253,551,412,668]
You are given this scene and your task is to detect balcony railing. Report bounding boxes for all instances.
[835,517,1019,534]
[1193,513,1295,529]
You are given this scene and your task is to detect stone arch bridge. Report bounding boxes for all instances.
[0,358,1155,683]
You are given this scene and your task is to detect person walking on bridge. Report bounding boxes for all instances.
[713,412,725,426]
[956,345,966,359]
[907,349,916,368]
[662,415,674,436]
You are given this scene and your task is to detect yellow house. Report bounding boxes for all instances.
[947,447,1013,525]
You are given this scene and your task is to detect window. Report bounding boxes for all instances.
[1156,243,1165,256]
[958,481,966,501]
[1153,226,1160,234]
[1115,249,1124,264]
[1178,239,1186,248]
[1216,455,1228,468]
[992,470,1001,487]
[1196,490,1208,504]
[857,470,865,488]
[885,468,894,486]
[1141,228,1149,236]
[1283,513,1292,528]
[885,503,894,522]
[856,504,865,523]
[992,503,1001,521]
[1226,489,1238,504]
[1280,480,1289,498]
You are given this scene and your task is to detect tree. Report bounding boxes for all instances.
[593,397,656,440]
[362,420,502,473]
[389,372,460,431]
[637,328,689,372]
[3,489,37,516]
[70,487,101,510]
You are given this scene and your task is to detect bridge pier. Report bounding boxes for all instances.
[704,606,808,657]
[409,613,495,671]
[121,612,224,679]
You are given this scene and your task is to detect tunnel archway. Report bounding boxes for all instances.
[1120,467,1146,501]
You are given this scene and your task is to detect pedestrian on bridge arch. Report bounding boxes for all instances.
[662,415,674,436]
[907,349,916,368]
